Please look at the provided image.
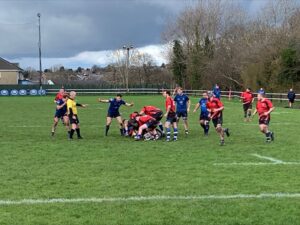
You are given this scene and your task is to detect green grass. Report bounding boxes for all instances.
[0,95,300,225]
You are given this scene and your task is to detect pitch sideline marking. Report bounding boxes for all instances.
[251,154,284,164]
[214,154,300,166]
[1,193,300,206]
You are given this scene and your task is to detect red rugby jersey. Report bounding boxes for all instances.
[137,115,155,126]
[206,97,224,118]
[256,98,273,118]
[165,96,175,112]
[241,91,254,104]
[141,106,161,116]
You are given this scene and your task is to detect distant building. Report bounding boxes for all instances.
[0,57,23,85]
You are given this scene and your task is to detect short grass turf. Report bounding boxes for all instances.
[0,95,300,225]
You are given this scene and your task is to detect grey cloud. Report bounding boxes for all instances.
[0,0,184,58]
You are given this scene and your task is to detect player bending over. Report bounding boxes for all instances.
[134,114,159,141]
[139,105,164,134]
[206,91,230,146]
[67,91,87,140]
[241,88,254,122]
[193,92,210,136]
[252,93,275,143]
[98,94,133,136]
[163,90,178,141]
[173,87,190,135]
[51,94,70,136]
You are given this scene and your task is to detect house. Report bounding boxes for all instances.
[0,57,23,85]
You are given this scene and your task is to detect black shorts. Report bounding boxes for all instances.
[259,117,270,125]
[200,113,210,121]
[212,115,223,128]
[289,99,295,103]
[243,103,252,112]
[146,119,159,129]
[107,111,121,118]
[55,112,67,119]
[166,112,177,123]
[152,111,163,121]
[176,111,188,120]
[69,115,79,125]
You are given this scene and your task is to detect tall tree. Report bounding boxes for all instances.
[172,40,186,87]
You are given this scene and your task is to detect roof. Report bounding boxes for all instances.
[0,57,23,71]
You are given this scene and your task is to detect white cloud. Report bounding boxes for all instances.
[10,44,169,70]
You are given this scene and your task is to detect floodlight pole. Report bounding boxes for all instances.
[37,13,42,91]
[123,45,133,92]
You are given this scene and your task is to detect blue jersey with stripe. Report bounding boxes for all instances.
[174,94,189,112]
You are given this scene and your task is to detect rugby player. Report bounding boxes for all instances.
[98,94,134,136]
[240,88,254,122]
[51,94,70,136]
[134,114,159,141]
[206,91,230,145]
[163,90,178,141]
[67,91,87,140]
[173,87,190,135]
[139,105,164,134]
[193,92,210,135]
[54,88,65,103]
[252,93,275,142]
[213,84,221,99]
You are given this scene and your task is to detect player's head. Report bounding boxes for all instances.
[257,93,265,100]
[69,91,76,99]
[163,90,171,97]
[203,92,208,98]
[246,88,251,92]
[59,88,65,94]
[116,94,122,100]
[130,112,139,120]
[290,88,293,91]
[177,87,183,95]
[207,91,214,100]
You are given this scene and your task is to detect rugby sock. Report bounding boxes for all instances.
[247,111,252,117]
[69,129,75,139]
[120,129,124,136]
[105,125,110,136]
[166,128,171,140]
[200,123,205,131]
[205,124,210,134]
[159,123,164,133]
[76,128,81,138]
[174,128,178,140]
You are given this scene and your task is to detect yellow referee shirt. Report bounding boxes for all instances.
[67,98,78,115]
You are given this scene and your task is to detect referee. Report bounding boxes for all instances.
[67,91,87,139]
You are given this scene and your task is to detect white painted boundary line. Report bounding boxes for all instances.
[214,154,300,166]
[1,193,300,206]
[251,154,283,164]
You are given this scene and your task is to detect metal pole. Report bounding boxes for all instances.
[37,13,42,91]
[126,47,129,92]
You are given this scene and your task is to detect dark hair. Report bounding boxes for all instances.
[117,94,122,97]
[165,90,171,96]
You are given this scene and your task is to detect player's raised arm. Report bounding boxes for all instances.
[98,98,110,103]
[187,99,191,112]
[125,102,134,107]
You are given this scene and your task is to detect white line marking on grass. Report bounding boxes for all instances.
[214,162,300,166]
[251,154,284,164]
[1,193,300,205]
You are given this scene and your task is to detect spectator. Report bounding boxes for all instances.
[287,88,296,108]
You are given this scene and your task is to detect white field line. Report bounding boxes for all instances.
[251,154,284,164]
[1,193,300,206]
[214,162,300,166]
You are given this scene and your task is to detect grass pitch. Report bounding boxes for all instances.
[0,95,300,225]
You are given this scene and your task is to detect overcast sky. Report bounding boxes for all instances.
[0,0,267,69]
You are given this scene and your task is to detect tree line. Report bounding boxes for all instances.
[166,0,300,92]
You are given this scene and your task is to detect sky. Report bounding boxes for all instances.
[0,0,267,70]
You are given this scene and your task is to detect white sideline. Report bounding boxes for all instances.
[251,154,284,164]
[214,162,300,166]
[1,193,300,206]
